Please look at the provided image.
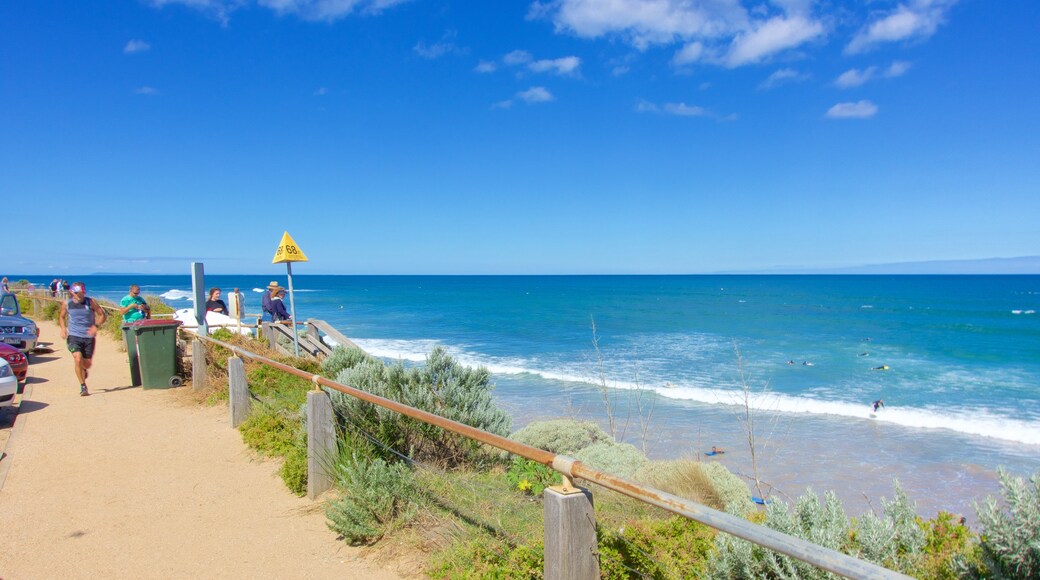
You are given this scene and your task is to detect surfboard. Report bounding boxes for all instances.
[751,496,771,505]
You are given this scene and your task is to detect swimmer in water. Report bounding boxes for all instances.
[711,446,725,454]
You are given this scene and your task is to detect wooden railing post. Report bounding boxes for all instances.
[306,389,336,499]
[192,339,207,391]
[228,357,250,428]
[544,483,599,580]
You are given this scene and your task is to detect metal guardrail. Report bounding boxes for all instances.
[192,332,910,580]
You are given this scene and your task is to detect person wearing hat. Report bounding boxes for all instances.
[271,287,292,323]
[261,281,280,322]
[58,281,107,396]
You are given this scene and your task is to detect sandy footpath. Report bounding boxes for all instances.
[0,319,403,579]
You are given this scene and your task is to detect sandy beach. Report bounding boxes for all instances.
[0,319,405,579]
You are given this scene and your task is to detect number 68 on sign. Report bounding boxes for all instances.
[272,231,309,264]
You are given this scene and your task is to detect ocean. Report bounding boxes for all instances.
[31,274,1040,520]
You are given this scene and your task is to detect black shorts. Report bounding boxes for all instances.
[67,335,97,359]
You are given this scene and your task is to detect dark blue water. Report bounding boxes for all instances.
[36,274,1040,520]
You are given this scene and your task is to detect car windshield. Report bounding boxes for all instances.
[0,294,17,316]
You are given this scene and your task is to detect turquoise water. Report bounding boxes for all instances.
[39,274,1040,519]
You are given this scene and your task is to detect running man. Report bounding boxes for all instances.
[58,282,107,396]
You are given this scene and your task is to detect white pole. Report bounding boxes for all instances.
[286,262,300,357]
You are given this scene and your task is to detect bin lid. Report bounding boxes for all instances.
[128,319,183,328]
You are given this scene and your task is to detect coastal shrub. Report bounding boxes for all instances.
[634,459,725,510]
[509,419,613,456]
[278,433,308,496]
[239,404,304,458]
[429,537,544,580]
[506,457,559,496]
[573,441,648,479]
[964,468,1040,579]
[598,516,716,579]
[918,511,982,579]
[710,489,852,579]
[321,346,376,378]
[327,347,511,467]
[698,461,754,516]
[325,455,419,545]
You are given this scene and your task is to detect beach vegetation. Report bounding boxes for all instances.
[325,453,420,545]
[505,457,558,496]
[962,468,1040,579]
[574,440,648,478]
[510,418,614,455]
[324,346,511,468]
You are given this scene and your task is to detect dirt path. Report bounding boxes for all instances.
[0,319,404,579]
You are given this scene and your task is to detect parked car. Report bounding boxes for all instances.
[0,342,27,383]
[0,292,39,353]
[0,359,17,407]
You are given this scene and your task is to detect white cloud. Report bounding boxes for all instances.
[528,56,581,76]
[413,30,464,60]
[664,102,708,116]
[887,60,912,77]
[846,0,957,54]
[835,61,913,88]
[146,0,409,22]
[672,41,706,66]
[723,15,824,67]
[636,99,711,118]
[759,67,807,89]
[124,39,151,54]
[547,0,750,49]
[313,87,328,96]
[474,60,497,73]
[492,99,514,109]
[835,66,876,88]
[503,50,532,65]
[135,86,161,95]
[517,86,554,103]
[826,100,878,119]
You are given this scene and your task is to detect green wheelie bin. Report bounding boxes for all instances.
[121,324,143,387]
[126,319,184,389]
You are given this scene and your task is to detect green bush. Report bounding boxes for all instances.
[509,419,613,456]
[598,516,716,578]
[321,346,376,377]
[279,437,308,496]
[965,469,1040,579]
[698,461,754,516]
[239,404,304,457]
[573,441,648,479]
[429,537,544,580]
[506,457,559,496]
[326,456,419,545]
[327,347,511,468]
[919,511,982,579]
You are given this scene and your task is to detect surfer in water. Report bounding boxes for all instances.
[872,399,884,412]
[872,365,890,371]
[711,446,725,454]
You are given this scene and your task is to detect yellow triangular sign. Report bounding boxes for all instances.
[272,231,309,264]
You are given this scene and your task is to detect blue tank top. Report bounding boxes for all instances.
[67,297,96,338]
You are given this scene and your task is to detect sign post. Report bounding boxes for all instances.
[271,231,309,357]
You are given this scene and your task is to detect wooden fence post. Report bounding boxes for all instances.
[228,356,250,428]
[192,339,207,391]
[544,485,599,580]
[306,389,336,499]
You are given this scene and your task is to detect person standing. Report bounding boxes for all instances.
[261,281,280,322]
[205,288,228,315]
[120,284,150,323]
[58,282,107,396]
[1,277,9,293]
[271,288,292,323]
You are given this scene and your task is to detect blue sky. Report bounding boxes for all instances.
[3,0,1038,275]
